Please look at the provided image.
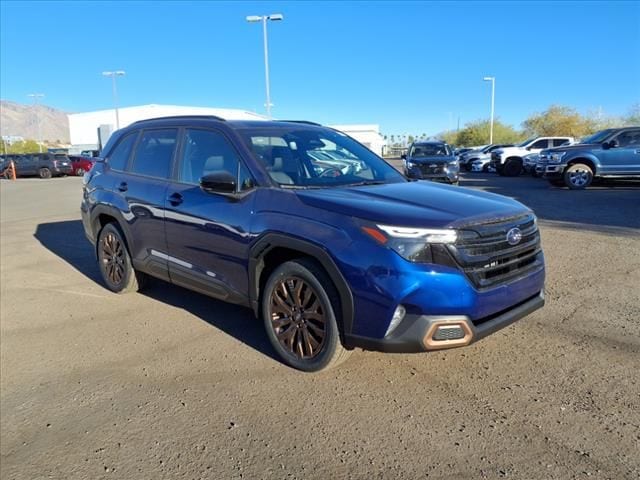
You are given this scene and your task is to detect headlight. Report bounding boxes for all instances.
[406,161,417,169]
[361,224,457,263]
[549,152,566,163]
[448,161,459,169]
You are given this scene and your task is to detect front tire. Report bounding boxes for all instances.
[262,259,351,371]
[503,158,522,177]
[97,223,147,293]
[563,163,593,190]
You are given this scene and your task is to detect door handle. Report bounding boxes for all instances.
[168,192,183,206]
[117,182,128,192]
[635,149,640,154]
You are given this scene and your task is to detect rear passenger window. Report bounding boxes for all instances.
[179,129,249,186]
[131,129,178,179]
[552,139,569,147]
[108,133,138,171]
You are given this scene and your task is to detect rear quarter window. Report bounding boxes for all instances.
[107,132,138,171]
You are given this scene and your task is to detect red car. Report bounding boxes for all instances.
[67,155,95,176]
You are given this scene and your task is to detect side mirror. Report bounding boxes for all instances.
[401,153,407,160]
[200,171,236,193]
[608,139,619,149]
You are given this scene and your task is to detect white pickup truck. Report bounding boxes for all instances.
[490,136,575,176]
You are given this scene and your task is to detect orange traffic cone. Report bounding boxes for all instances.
[9,160,17,180]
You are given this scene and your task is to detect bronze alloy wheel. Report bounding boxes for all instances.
[269,276,326,359]
[101,232,126,285]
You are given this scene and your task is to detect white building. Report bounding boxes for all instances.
[68,104,268,151]
[68,104,386,157]
[329,124,386,156]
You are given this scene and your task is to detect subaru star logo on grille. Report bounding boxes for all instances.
[506,227,523,245]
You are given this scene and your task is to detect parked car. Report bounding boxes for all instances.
[81,149,101,158]
[490,136,575,177]
[470,156,492,172]
[402,141,459,184]
[522,152,541,176]
[2,153,72,179]
[68,155,95,176]
[81,116,545,371]
[542,127,640,189]
[460,144,514,171]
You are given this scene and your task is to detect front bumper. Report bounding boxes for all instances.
[346,290,544,353]
[543,163,564,179]
[405,167,459,183]
[53,165,73,176]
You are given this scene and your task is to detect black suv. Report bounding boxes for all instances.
[81,116,545,371]
[541,127,640,189]
[402,141,459,184]
[1,153,73,179]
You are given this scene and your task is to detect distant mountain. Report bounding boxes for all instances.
[0,100,70,144]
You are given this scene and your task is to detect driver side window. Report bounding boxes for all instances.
[615,130,640,147]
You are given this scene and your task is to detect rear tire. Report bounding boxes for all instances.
[262,259,351,372]
[39,167,52,179]
[563,163,593,190]
[503,158,522,177]
[97,223,147,293]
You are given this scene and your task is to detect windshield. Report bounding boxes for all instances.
[239,126,406,188]
[410,144,451,157]
[516,136,538,147]
[580,129,615,144]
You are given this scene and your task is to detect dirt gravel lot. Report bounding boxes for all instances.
[1,172,639,479]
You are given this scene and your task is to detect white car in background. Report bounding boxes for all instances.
[490,136,575,176]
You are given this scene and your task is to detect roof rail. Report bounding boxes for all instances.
[279,120,323,126]
[130,115,227,125]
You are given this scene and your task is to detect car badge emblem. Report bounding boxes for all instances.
[506,227,522,246]
[429,164,438,168]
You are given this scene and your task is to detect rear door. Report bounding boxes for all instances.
[18,154,38,175]
[164,127,257,303]
[116,128,178,281]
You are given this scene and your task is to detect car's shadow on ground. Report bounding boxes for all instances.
[33,220,278,362]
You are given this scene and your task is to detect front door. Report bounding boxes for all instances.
[603,129,640,175]
[164,127,257,304]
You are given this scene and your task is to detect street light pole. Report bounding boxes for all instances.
[483,76,495,144]
[102,70,126,129]
[27,93,45,152]
[247,13,283,118]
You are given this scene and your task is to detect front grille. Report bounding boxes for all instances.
[447,213,543,289]
[418,164,445,176]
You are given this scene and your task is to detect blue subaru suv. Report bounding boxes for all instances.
[81,116,545,371]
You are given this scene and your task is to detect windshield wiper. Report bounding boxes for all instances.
[345,180,387,187]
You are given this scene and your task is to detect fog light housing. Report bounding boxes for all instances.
[385,305,406,337]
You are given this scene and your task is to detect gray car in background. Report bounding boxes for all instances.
[460,144,514,171]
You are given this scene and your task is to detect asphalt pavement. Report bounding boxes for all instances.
[1,172,639,479]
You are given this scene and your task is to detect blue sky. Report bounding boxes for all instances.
[1,1,639,136]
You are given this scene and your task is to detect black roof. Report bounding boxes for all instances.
[128,116,325,130]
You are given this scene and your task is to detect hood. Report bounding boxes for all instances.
[408,155,456,163]
[295,181,530,228]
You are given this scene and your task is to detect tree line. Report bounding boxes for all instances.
[385,103,640,147]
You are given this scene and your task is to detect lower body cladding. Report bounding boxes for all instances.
[346,291,544,353]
